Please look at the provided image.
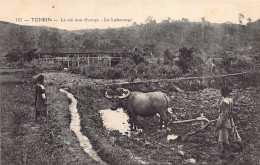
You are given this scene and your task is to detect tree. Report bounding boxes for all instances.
[201,17,206,42]
[181,18,189,22]
[201,17,206,22]
[38,29,49,49]
[38,29,62,53]
[164,49,173,64]
[132,22,138,26]
[5,48,37,63]
[161,17,171,23]
[239,13,245,25]
[5,50,21,62]
[247,18,252,25]
[49,29,62,52]
[177,47,193,73]
[145,16,156,24]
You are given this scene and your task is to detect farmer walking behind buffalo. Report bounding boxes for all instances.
[35,75,48,122]
[216,85,243,159]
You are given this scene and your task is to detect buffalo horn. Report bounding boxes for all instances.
[105,91,113,99]
[118,88,130,99]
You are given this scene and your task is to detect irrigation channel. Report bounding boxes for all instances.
[59,89,106,165]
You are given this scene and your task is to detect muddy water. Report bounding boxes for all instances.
[99,108,131,135]
[60,89,106,165]
[167,134,179,141]
[99,108,176,136]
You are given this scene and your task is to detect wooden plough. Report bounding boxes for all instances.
[171,115,210,124]
[179,119,217,141]
[168,113,217,142]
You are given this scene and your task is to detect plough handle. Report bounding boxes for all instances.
[181,119,217,141]
[171,117,209,124]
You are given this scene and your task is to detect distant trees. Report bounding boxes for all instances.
[5,49,37,63]
[38,29,62,52]
[4,25,37,63]
[2,15,259,74]
[32,16,259,60]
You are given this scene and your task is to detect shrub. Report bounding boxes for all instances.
[25,59,63,71]
[5,49,38,63]
[158,64,182,78]
[106,67,124,79]
[82,63,107,79]
[5,50,22,62]
[176,47,193,73]
[231,56,254,72]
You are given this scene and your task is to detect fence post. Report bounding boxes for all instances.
[77,55,80,67]
[87,55,90,66]
[109,57,111,67]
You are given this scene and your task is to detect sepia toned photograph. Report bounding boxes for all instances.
[0,0,259,164]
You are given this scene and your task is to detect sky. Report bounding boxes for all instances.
[0,0,260,30]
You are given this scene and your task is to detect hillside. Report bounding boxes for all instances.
[0,19,260,59]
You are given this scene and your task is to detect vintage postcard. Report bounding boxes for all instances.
[1,0,259,165]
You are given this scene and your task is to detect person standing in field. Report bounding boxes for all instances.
[217,85,243,159]
[35,75,48,122]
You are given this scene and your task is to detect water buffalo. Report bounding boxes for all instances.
[105,88,170,131]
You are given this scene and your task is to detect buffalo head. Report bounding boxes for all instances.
[105,88,131,110]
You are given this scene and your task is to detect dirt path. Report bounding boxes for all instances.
[0,72,100,164]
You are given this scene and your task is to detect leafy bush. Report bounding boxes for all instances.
[5,50,22,62]
[81,63,107,79]
[231,56,255,72]
[25,60,63,71]
[5,49,38,63]
[106,67,124,79]
[176,47,193,73]
[158,64,182,78]
[69,57,184,80]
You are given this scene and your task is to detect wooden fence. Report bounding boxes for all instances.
[38,54,123,68]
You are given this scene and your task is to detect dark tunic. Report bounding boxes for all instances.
[35,84,47,115]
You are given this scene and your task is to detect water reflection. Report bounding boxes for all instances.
[99,108,131,135]
[167,134,179,141]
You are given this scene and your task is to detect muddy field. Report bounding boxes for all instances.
[71,80,260,165]
[1,70,260,165]
[0,70,100,164]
